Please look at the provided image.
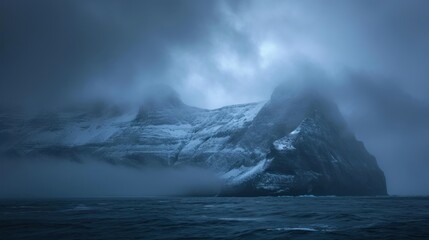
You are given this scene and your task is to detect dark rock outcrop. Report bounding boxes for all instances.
[0,84,387,196]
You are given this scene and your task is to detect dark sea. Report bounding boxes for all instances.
[1,196,429,240]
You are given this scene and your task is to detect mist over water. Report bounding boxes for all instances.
[0,159,220,198]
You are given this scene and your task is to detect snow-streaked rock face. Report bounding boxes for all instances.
[0,85,387,196]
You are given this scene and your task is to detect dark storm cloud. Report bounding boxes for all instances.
[0,0,226,108]
[2,0,429,106]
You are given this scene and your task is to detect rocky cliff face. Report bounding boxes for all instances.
[0,85,387,196]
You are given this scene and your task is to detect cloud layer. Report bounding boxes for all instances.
[1,0,429,195]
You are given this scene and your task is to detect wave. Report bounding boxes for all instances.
[218,217,261,221]
[267,224,335,232]
[267,227,319,232]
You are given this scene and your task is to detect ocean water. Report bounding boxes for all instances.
[1,196,429,239]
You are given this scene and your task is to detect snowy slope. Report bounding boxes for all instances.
[0,85,387,196]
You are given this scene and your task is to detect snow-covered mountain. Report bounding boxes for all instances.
[0,85,387,196]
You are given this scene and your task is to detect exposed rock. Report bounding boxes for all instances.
[0,84,387,196]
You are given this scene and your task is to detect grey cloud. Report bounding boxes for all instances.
[0,0,224,109]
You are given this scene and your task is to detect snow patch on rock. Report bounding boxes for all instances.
[222,158,272,184]
[273,125,302,151]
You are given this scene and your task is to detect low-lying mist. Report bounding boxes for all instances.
[0,158,221,199]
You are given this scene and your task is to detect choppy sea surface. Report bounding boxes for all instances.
[1,196,429,239]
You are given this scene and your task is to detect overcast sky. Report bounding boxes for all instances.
[1,0,429,195]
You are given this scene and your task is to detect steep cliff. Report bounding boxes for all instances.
[0,85,387,196]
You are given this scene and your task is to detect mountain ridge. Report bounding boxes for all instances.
[0,84,387,196]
